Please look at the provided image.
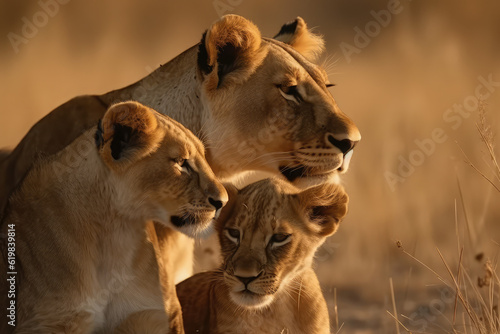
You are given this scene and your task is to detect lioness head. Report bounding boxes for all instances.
[198,15,361,187]
[96,101,228,237]
[216,178,348,309]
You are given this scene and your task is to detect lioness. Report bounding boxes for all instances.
[176,178,348,334]
[0,101,227,333]
[0,15,360,289]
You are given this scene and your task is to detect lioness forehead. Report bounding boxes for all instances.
[263,38,328,85]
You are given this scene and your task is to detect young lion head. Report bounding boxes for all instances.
[95,101,228,237]
[215,178,348,309]
[198,15,361,188]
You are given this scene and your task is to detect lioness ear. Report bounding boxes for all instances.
[296,183,349,237]
[198,14,267,90]
[215,183,239,232]
[96,101,163,170]
[273,17,325,61]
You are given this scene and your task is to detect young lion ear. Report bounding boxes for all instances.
[215,183,239,232]
[273,17,325,62]
[296,183,349,237]
[96,101,163,171]
[198,14,267,90]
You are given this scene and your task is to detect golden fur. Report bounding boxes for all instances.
[177,178,349,334]
[0,15,360,287]
[0,102,227,333]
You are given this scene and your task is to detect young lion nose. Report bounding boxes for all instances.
[208,197,224,211]
[235,271,263,287]
[327,134,358,155]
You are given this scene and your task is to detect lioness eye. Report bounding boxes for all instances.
[271,234,291,244]
[278,85,302,104]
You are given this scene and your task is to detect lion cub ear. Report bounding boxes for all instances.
[96,101,163,171]
[296,183,349,237]
[273,17,325,62]
[198,14,267,90]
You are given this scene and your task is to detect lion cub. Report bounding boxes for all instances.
[0,101,227,333]
[176,178,348,334]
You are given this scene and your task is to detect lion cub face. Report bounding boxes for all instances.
[96,101,227,237]
[216,178,348,309]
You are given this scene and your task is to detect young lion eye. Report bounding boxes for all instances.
[271,233,291,245]
[175,158,192,173]
[277,85,302,104]
[225,228,240,244]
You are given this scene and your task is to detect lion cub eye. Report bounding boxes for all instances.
[270,233,291,247]
[174,158,192,173]
[225,228,240,244]
[278,85,302,104]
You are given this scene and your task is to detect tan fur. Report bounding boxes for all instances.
[203,15,268,92]
[273,17,325,61]
[177,178,348,334]
[0,15,360,288]
[0,102,227,333]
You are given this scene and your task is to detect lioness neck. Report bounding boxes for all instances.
[101,45,206,138]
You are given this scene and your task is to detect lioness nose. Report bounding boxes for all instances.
[327,134,358,154]
[209,197,224,211]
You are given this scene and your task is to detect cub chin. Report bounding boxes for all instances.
[176,178,349,334]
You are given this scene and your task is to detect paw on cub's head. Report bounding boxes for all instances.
[216,178,348,309]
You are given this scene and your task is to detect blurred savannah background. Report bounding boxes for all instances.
[1,0,499,332]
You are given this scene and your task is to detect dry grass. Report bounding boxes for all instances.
[393,107,500,333]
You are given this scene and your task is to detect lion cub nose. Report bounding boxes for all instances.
[235,271,263,287]
[209,197,224,211]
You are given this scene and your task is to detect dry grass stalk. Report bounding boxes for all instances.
[332,287,339,333]
[458,101,500,193]
[390,277,401,334]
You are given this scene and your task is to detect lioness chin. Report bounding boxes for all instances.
[177,178,349,334]
[0,101,227,334]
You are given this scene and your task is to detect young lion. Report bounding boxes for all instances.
[176,178,349,334]
[0,101,227,333]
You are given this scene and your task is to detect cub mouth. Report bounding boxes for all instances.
[170,210,216,238]
[170,210,215,227]
[171,215,196,227]
[230,289,273,309]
